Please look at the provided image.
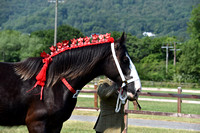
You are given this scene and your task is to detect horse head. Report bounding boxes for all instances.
[103,32,141,101]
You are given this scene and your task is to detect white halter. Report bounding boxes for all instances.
[111,42,141,112]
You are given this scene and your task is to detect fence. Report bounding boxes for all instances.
[80,85,200,112]
[75,85,200,133]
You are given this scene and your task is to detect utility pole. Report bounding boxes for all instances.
[173,42,176,66]
[161,43,173,73]
[48,0,65,46]
[54,0,58,46]
[170,42,181,67]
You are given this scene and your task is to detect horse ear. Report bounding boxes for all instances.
[115,32,126,49]
[120,32,126,44]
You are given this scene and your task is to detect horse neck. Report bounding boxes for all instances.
[48,43,111,89]
[69,67,102,90]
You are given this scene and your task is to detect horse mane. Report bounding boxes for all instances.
[15,57,43,80]
[15,43,112,87]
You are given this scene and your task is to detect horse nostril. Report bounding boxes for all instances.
[137,88,141,92]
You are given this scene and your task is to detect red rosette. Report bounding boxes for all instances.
[108,37,114,43]
[40,51,49,58]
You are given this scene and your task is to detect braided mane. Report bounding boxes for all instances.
[15,33,114,88]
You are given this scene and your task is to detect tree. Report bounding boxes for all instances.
[0,30,44,62]
[31,24,85,53]
[178,39,200,82]
[1,0,199,38]
[178,5,200,83]
[187,4,200,41]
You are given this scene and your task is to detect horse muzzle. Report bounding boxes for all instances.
[127,89,141,101]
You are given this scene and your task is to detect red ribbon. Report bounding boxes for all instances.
[27,57,52,100]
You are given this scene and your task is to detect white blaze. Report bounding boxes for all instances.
[126,53,142,91]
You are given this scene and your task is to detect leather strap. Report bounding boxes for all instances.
[61,78,76,94]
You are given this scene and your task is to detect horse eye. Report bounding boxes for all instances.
[123,57,129,64]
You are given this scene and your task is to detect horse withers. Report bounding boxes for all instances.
[0,33,141,133]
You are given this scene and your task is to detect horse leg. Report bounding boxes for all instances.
[26,120,46,133]
[46,122,63,133]
[25,102,48,133]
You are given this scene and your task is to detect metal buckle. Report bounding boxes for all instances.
[73,90,81,98]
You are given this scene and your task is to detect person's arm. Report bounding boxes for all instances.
[97,82,119,99]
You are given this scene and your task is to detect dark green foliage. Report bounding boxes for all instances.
[0,1,199,83]
[0,25,84,62]
[187,4,200,41]
[125,34,179,81]
[0,30,44,62]
[1,0,199,39]
[31,25,84,53]
[177,5,200,83]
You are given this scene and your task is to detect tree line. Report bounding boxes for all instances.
[1,0,199,39]
[0,4,199,83]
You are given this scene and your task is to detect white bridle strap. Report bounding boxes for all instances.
[111,43,126,87]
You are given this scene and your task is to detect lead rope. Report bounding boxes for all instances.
[115,88,127,112]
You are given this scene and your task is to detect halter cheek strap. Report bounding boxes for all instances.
[111,43,126,88]
[61,78,76,94]
[61,78,80,98]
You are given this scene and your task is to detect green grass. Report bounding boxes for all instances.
[129,100,200,115]
[76,96,200,115]
[62,120,200,133]
[1,120,199,133]
[0,126,28,133]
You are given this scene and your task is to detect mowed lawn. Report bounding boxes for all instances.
[0,120,199,133]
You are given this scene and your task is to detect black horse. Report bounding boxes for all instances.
[0,33,140,133]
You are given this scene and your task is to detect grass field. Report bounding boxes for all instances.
[0,120,199,133]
